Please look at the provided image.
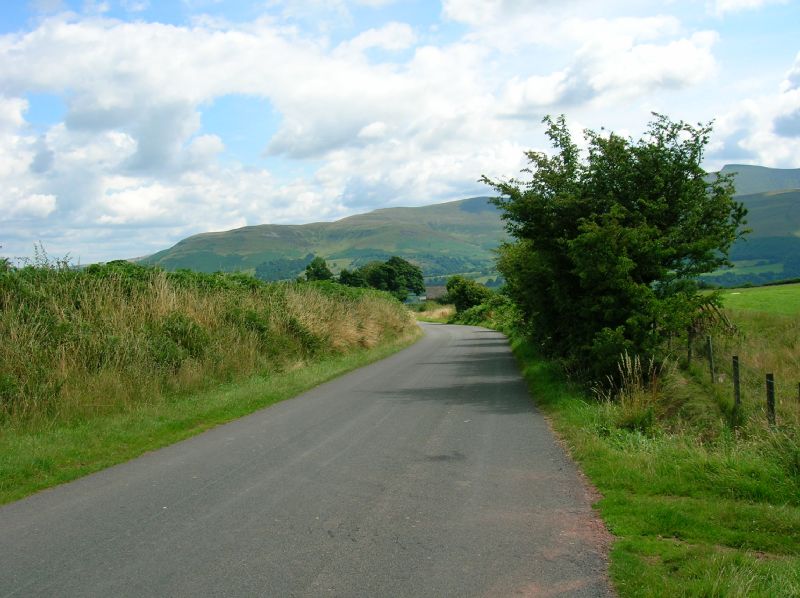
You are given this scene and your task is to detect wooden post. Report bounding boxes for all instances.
[766,373,776,428]
[732,356,741,408]
[706,335,715,383]
[687,329,693,366]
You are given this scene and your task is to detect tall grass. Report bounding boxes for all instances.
[0,261,414,427]
[683,308,800,433]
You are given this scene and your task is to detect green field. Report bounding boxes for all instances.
[720,283,800,315]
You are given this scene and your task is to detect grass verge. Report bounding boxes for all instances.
[506,334,800,597]
[0,328,421,505]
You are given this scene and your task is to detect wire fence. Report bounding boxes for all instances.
[686,330,800,430]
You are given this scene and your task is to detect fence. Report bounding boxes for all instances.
[686,330,800,429]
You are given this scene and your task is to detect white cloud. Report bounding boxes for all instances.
[783,51,800,91]
[711,0,787,16]
[0,97,27,131]
[1,2,787,263]
[1,188,57,220]
[707,55,800,168]
[335,22,416,55]
[501,26,717,114]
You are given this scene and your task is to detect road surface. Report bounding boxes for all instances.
[0,323,613,597]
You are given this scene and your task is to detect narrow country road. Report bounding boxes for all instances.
[0,323,613,597]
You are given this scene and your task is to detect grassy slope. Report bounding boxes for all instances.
[717,164,800,196]
[143,197,507,277]
[739,189,800,238]
[720,282,800,315]
[141,175,800,284]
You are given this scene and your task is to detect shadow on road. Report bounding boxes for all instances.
[378,380,534,415]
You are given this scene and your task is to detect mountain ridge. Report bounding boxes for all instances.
[140,166,800,286]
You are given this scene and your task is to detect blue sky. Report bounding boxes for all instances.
[1,0,799,263]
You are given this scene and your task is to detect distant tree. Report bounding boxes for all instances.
[445,275,493,312]
[353,257,425,301]
[304,256,334,281]
[483,113,747,379]
[386,256,425,296]
[338,268,368,287]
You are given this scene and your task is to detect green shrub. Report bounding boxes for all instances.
[445,275,493,313]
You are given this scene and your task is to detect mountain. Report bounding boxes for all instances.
[141,197,508,283]
[717,164,800,196]
[140,165,800,287]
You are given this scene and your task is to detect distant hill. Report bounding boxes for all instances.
[140,165,800,288]
[141,197,508,283]
[705,188,800,286]
[715,164,800,196]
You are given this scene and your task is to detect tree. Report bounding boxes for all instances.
[304,256,333,281]
[386,256,425,296]
[338,268,368,287]
[482,114,747,379]
[351,256,425,301]
[445,275,493,313]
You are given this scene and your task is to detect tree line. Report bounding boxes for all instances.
[304,255,425,302]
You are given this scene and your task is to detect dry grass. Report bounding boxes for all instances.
[413,303,455,323]
[0,264,415,427]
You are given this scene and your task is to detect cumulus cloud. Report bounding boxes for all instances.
[2,194,57,220]
[0,1,777,262]
[707,55,800,168]
[501,20,717,114]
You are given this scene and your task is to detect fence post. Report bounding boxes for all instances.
[706,335,715,383]
[687,329,693,366]
[732,356,741,408]
[766,373,776,428]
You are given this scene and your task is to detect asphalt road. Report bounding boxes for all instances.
[0,323,613,597]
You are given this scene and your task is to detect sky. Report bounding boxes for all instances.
[1,0,799,263]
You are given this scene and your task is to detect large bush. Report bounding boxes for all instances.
[483,114,747,380]
[445,275,493,313]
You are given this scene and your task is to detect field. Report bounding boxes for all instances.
[0,262,419,503]
[720,282,800,315]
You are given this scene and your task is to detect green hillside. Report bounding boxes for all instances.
[717,164,800,196]
[704,188,800,286]
[140,165,800,287]
[142,197,508,282]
